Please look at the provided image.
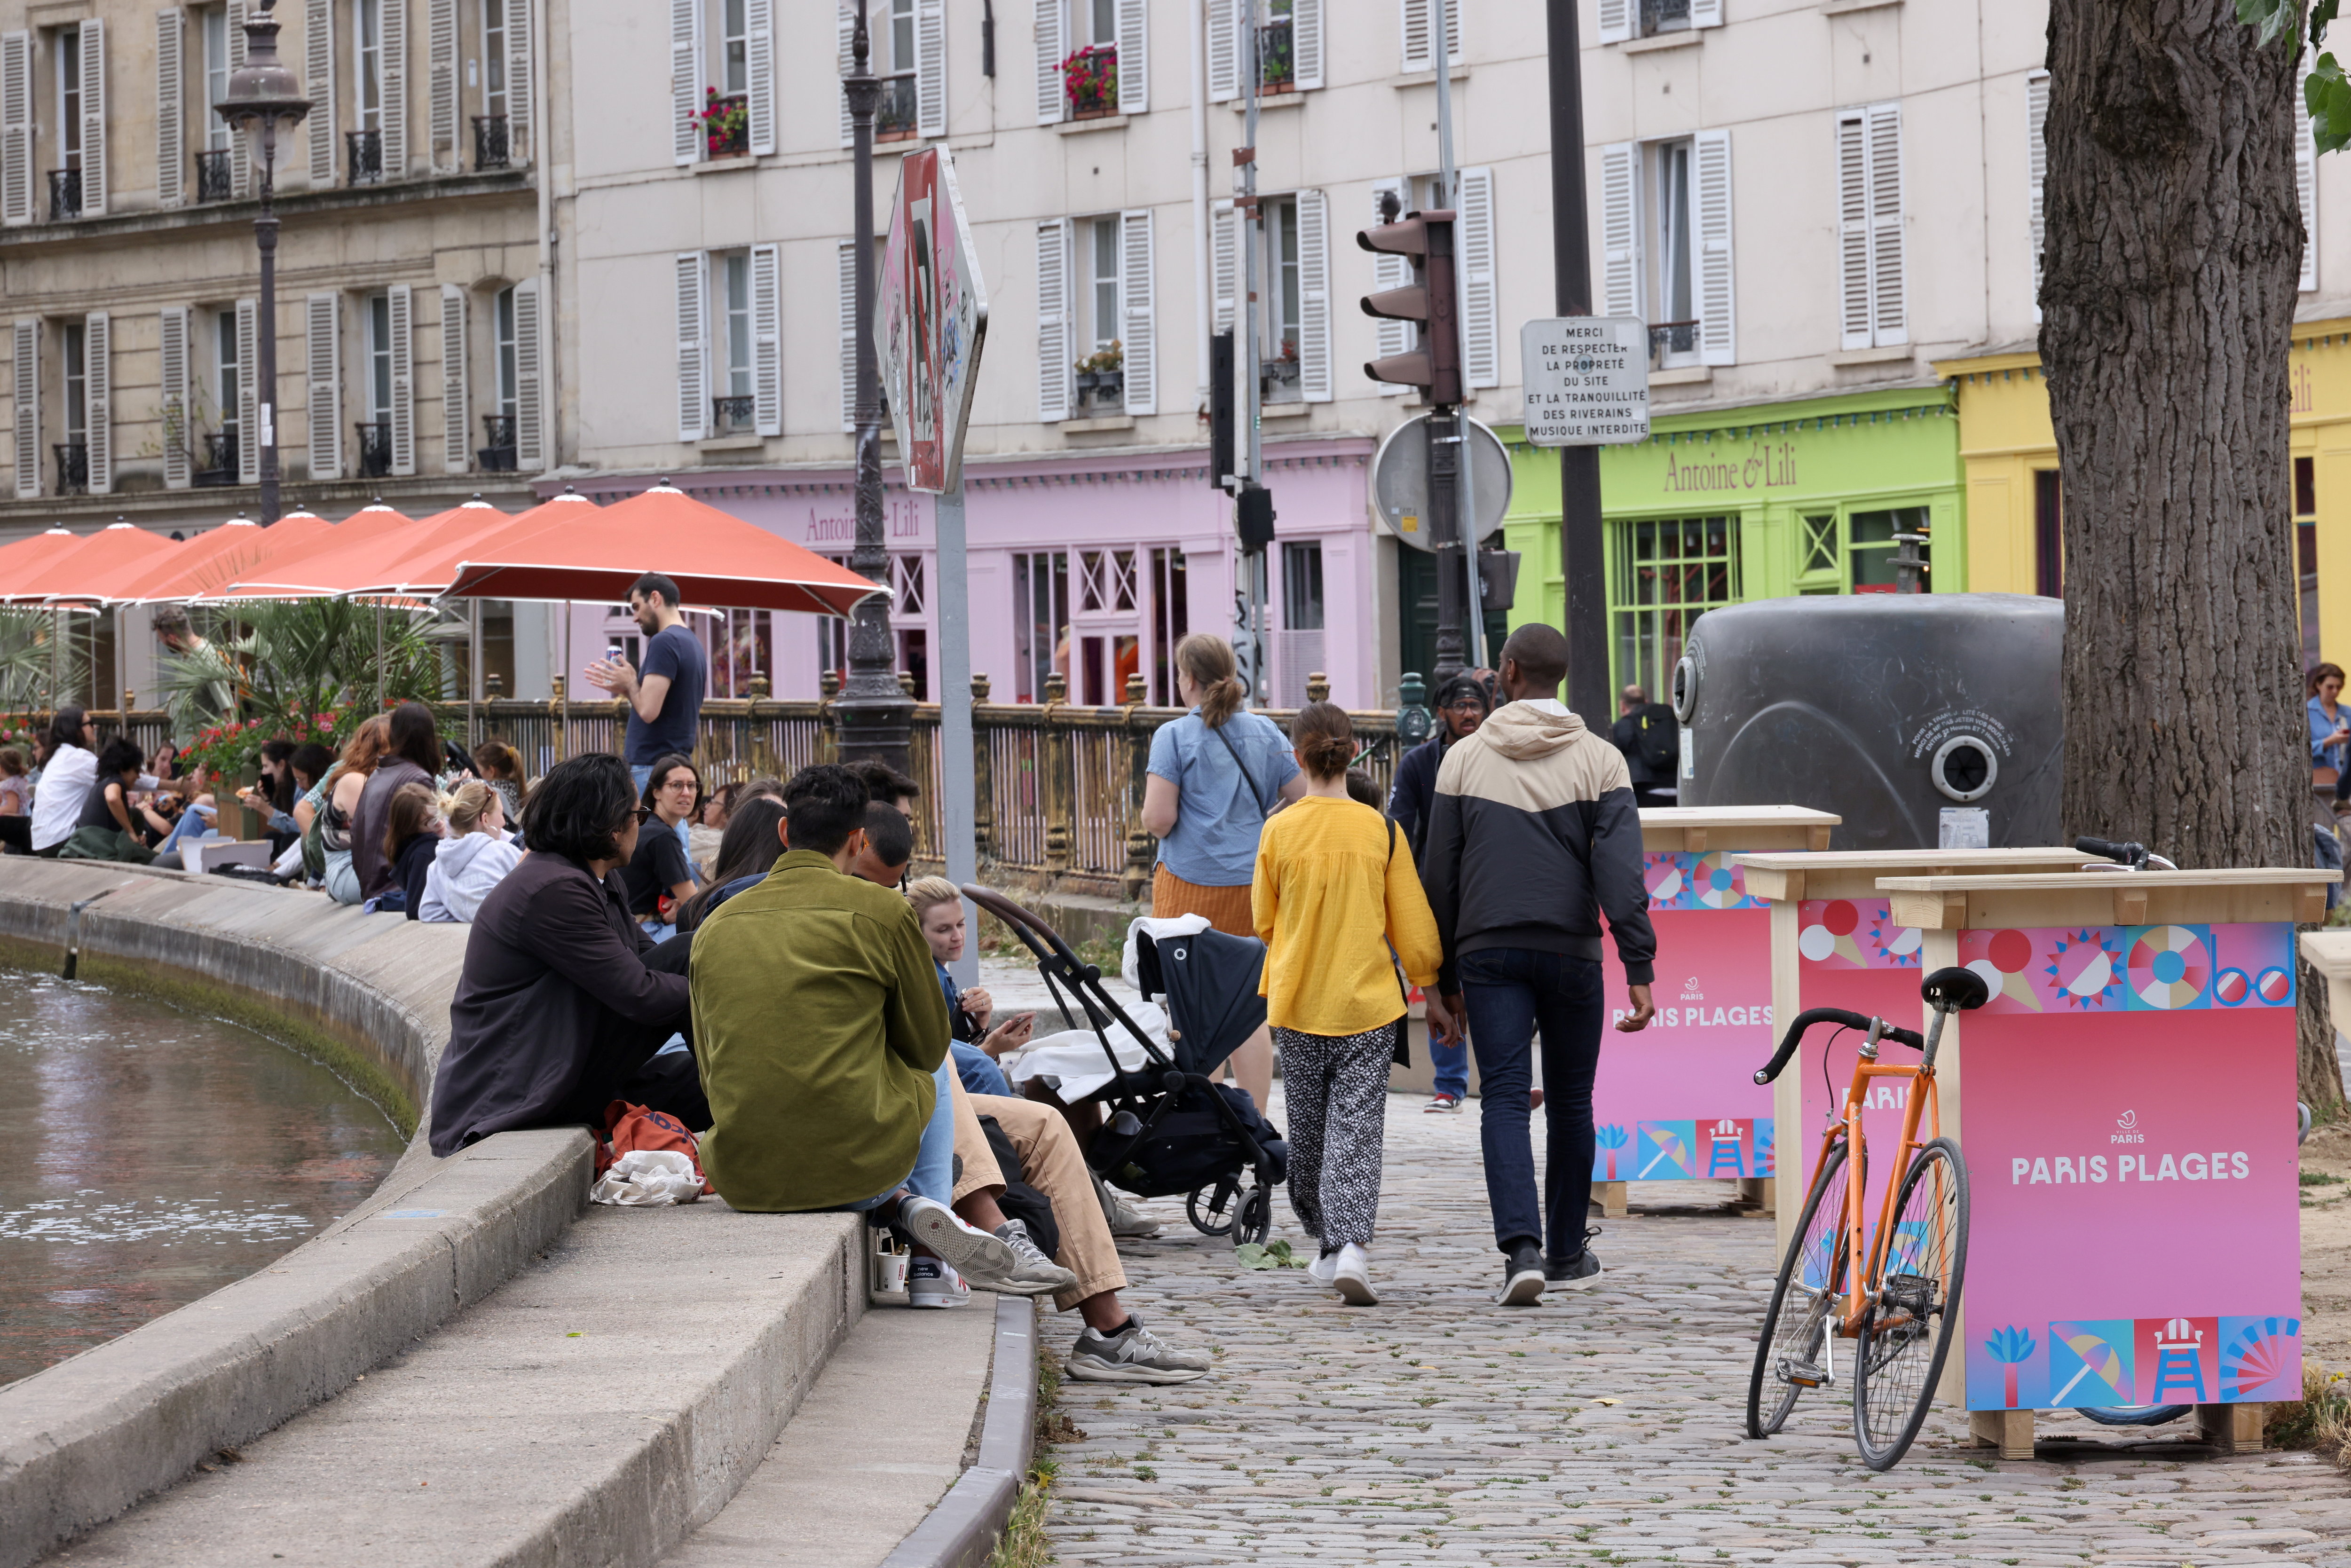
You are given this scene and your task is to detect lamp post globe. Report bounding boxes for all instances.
[214,0,310,527]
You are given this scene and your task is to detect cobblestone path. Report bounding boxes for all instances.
[1038,1086,2351,1568]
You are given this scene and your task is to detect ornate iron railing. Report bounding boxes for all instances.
[195,432,238,487]
[53,441,88,496]
[479,414,517,472]
[47,168,81,220]
[355,420,393,478]
[347,129,383,185]
[194,149,233,202]
[472,114,511,170]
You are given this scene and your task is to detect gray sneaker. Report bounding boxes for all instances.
[1095,1173,1163,1238]
[898,1195,1019,1289]
[979,1217,1081,1296]
[1065,1315,1212,1384]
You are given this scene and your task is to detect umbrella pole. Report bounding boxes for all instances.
[469,598,481,749]
[374,602,384,712]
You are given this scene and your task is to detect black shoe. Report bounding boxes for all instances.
[1497,1241,1545,1306]
[1546,1227,1604,1291]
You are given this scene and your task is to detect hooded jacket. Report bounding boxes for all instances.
[1420,699,1655,991]
[419,832,525,923]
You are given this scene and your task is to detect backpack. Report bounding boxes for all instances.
[1631,706,1679,775]
[595,1099,712,1193]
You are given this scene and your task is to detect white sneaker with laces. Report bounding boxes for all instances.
[1307,1247,1339,1285]
[898,1195,1020,1287]
[1331,1243,1377,1306]
[1065,1315,1212,1384]
[907,1257,970,1308]
[988,1218,1081,1295]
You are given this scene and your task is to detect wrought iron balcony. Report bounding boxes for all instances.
[1260,18,1295,89]
[355,419,393,478]
[194,149,233,203]
[877,74,918,140]
[1260,354,1302,403]
[346,129,383,186]
[54,441,87,496]
[711,394,757,436]
[1640,0,1691,33]
[47,168,81,220]
[1648,320,1699,367]
[194,432,238,487]
[478,414,517,472]
[1075,368,1124,414]
[1064,43,1117,118]
[472,114,510,170]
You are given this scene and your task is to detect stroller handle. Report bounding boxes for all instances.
[962,882,1104,983]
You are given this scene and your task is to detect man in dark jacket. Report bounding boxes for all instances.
[1385,673,1490,1112]
[428,753,703,1156]
[1420,623,1656,1306]
[1610,684,1680,808]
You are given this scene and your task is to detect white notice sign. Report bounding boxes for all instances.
[1520,316,1650,447]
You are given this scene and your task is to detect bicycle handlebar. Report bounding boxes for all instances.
[1753,1007,1925,1086]
[2076,835,2147,869]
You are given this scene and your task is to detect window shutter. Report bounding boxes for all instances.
[439,283,468,471]
[428,0,455,169]
[837,238,859,431]
[1401,0,1431,72]
[1457,166,1498,389]
[1120,208,1155,416]
[2027,70,2047,321]
[1293,0,1323,90]
[675,252,707,442]
[513,276,545,470]
[1035,0,1065,124]
[1206,0,1236,102]
[1596,0,1631,44]
[1600,140,1642,320]
[2299,71,2319,293]
[1211,198,1237,333]
[235,298,259,482]
[306,292,342,481]
[675,0,702,165]
[1371,179,1409,394]
[387,283,414,474]
[78,20,106,215]
[306,0,334,186]
[913,0,945,137]
[83,312,110,493]
[0,32,26,227]
[1036,218,1072,421]
[1689,0,1724,27]
[1296,187,1333,402]
[1694,130,1734,366]
[751,242,782,436]
[1865,101,1905,346]
[380,0,406,177]
[160,307,190,488]
[836,0,855,148]
[505,0,530,163]
[748,0,776,155]
[227,3,251,195]
[157,10,185,207]
[1116,0,1147,114]
[9,320,34,499]
[1835,110,1870,350]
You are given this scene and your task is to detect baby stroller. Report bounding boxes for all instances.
[963,885,1288,1245]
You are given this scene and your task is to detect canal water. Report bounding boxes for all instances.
[0,969,404,1387]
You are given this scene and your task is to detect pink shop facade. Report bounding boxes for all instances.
[553,437,1387,709]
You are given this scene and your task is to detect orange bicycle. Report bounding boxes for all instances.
[1745,965,1988,1469]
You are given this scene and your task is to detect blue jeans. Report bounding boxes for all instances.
[1459,947,1606,1260]
[906,1057,957,1204]
[156,804,216,856]
[1429,1032,1469,1100]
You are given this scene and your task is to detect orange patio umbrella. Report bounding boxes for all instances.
[110,515,325,603]
[442,483,881,615]
[0,528,85,591]
[209,501,426,599]
[6,522,179,606]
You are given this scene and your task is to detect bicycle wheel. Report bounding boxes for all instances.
[1852,1136,1970,1470]
[1746,1137,1856,1439]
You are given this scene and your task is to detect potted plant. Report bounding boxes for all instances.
[698,88,749,159]
[1073,342,1125,409]
[1061,45,1118,118]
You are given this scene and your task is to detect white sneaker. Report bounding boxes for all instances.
[898,1195,1019,1286]
[1307,1247,1339,1285]
[1332,1243,1377,1306]
[907,1257,970,1308]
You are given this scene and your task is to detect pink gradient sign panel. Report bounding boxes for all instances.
[1955,923,2300,1411]
[1595,853,1776,1181]
[1793,898,1930,1221]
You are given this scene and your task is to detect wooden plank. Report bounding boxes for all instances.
[1635,805,1842,829]
[1807,825,1833,851]
[1968,1408,2034,1460]
[1589,1181,1628,1219]
[1682,827,1708,854]
[1891,882,2326,930]
[2112,888,2147,927]
[2196,1402,2266,1454]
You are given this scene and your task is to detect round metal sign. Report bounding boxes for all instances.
[1371,414,1515,553]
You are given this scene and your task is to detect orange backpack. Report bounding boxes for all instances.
[595,1100,711,1193]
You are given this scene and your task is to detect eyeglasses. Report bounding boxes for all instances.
[659,778,698,793]
[630,805,655,825]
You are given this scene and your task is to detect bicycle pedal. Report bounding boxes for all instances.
[1778,1358,1828,1389]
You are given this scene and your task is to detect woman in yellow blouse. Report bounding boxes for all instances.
[1252,701,1444,1305]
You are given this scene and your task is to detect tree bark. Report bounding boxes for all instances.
[2042,0,2335,1107]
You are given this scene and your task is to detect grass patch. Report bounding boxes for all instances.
[989,1326,1080,1568]
[2301,1170,2347,1188]
[2267,1364,2351,1462]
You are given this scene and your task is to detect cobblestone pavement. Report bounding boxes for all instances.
[1017,1068,2351,1567]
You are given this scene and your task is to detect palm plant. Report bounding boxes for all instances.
[156,599,448,741]
[0,608,89,712]
[1984,1325,2036,1409]
[1595,1124,1629,1180]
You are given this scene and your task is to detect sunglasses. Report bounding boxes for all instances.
[630,805,656,825]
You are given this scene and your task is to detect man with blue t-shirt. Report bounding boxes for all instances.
[585,573,709,800]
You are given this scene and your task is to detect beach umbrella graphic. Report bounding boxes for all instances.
[2126,926,2209,1009]
[2050,1324,2130,1405]
[1638,1125,1691,1178]
[1984,1325,2036,1410]
[1595,1125,1629,1180]
[2043,929,2125,1010]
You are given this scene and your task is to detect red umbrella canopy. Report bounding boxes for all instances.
[6,523,179,605]
[212,503,436,599]
[0,528,84,592]
[356,492,575,596]
[441,484,882,615]
[113,515,332,603]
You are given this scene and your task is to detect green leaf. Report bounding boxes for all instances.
[2314,54,2351,156]
[2240,0,2306,51]
[1233,1242,1280,1270]
[2319,0,2342,50]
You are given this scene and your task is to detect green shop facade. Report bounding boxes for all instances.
[1498,384,1965,700]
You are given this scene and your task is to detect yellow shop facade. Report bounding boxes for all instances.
[1938,327,2351,669]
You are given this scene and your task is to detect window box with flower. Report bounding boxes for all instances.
[698,89,750,160]
[1061,44,1118,119]
[1074,341,1125,411]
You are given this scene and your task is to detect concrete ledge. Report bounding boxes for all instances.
[883,1295,1038,1568]
[0,861,589,1568]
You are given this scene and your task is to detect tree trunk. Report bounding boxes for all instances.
[2041,0,2330,1103]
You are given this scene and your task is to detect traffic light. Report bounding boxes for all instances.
[1208,330,1236,492]
[1358,209,1461,406]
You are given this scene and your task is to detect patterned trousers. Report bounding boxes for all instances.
[1274,1020,1400,1251]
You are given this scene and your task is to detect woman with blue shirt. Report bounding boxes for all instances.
[1140,633,1305,1111]
[2312,662,2351,812]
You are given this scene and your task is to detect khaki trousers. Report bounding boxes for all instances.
[947,1077,1128,1312]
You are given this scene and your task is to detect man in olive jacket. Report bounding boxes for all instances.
[691,766,955,1212]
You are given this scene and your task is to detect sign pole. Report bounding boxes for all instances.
[1434,0,1484,676]
[937,479,978,990]
[1547,0,1607,718]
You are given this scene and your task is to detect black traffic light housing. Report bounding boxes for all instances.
[1208,330,1236,492]
[1358,209,1461,407]
[1235,485,1276,552]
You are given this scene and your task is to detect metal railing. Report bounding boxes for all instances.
[1260,17,1295,88]
[1065,43,1118,118]
[195,149,233,202]
[704,94,749,158]
[1641,0,1692,32]
[478,414,517,472]
[195,431,238,487]
[1648,320,1699,366]
[47,168,81,220]
[711,394,757,435]
[347,129,383,185]
[53,442,88,496]
[877,74,918,138]
[472,114,510,170]
[355,419,393,478]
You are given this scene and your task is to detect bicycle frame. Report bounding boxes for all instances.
[1807,1018,1945,1339]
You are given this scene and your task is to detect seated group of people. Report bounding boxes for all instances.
[425,752,1206,1385]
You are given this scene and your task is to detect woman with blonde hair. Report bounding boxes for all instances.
[1139,633,1303,1111]
[317,715,393,904]
[420,780,525,923]
[1253,701,1441,1305]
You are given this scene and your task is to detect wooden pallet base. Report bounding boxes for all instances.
[1967,1403,2267,1459]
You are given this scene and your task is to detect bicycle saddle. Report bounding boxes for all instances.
[1920,965,1990,1014]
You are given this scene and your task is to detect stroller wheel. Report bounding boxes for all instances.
[1235,1184,1272,1247]
[1187,1176,1240,1237]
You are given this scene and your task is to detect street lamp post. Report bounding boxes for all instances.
[834,2,915,773]
[215,0,310,526]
